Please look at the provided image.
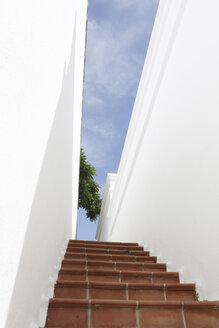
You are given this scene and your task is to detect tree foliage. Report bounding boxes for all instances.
[78,148,102,222]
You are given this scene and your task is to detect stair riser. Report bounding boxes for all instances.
[45,239,219,328]
[69,240,139,246]
[61,265,166,272]
[65,253,156,262]
[46,303,219,328]
[66,247,150,256]
[54,287,195,301]
[62,262,166,272]
[68,243,143,251]
[58,272,179,284]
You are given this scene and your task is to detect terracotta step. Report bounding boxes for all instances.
[43,239,219,327]
[130,250,150,256]
[54,280,196,301]
[66,246,150,256]
[65,251,156,263]
[69,240,139,246]
[63,258,115,270]
[46,299,219,328]
[62,258,166,271]
[116,262,165,272]
[58,268,179,283]
[67,246,112,254]
[68,241,144,251]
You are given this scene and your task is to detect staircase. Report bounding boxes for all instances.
[45,240,219,327]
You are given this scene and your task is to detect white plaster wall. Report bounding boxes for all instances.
[96,174,117,241]
[97,0,219,300]
[0,0,87,327]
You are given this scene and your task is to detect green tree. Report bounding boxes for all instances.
[78,148,102,222]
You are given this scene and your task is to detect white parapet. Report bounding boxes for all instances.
[0,0,87,327]
[97,0,219,300]
[96,173,117,241]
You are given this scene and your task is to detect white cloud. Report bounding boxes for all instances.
[92,0,159,15]
[81,117,118,169]
[83,118,116,139]
[84,93,103,107]
[82,0,159,169]
[82,135,107,169]
[81,116,119,169]
[85,19,146,98]
[85,0,159,100]
[113,0,159,12]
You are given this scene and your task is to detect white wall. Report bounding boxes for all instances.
[0,1,87,327]
[96,174,117,241]
[97,0,219,300]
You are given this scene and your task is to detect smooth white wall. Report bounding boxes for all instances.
[97,0,219,300]
[96,174,117,241]
[0,1,87,327]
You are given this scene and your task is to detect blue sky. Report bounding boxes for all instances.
[77,0,159,240]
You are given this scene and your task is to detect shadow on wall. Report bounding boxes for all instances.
[5,19,77,328]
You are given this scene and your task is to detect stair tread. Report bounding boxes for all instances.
[61,260,166,273]
[63,257,159,265]
[59,267,176,275]
[69,240,139,246]
[68,242,143,251]
[65,251,155,261]
[65,251,152,260]
[55,279,195,291]
[45,239,219,327]
[67,246,149,256]
[49,298,219,309]
[62,259,160,265]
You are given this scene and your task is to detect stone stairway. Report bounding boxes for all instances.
[45,240,219,327]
